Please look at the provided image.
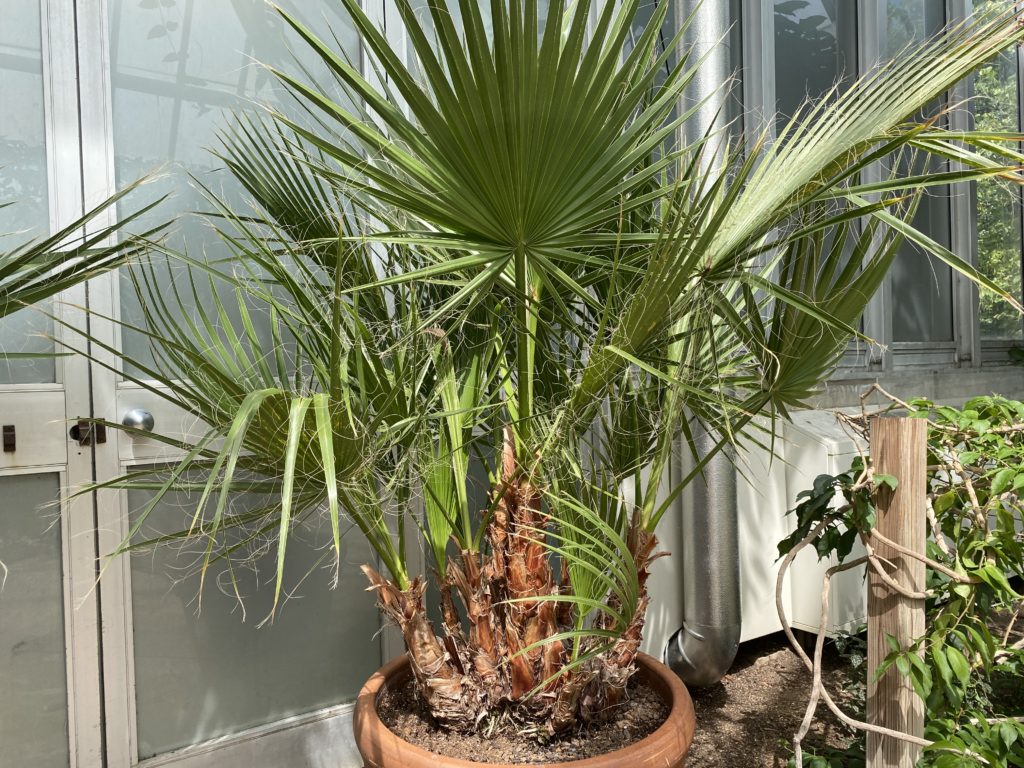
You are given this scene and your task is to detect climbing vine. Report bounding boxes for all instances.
[779,390,1024,767]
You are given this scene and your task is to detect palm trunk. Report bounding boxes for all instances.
[361,566,474,729]
[362,441,663,735]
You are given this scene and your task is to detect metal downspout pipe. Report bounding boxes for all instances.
[665,426,742,686]
[663,0,742,688]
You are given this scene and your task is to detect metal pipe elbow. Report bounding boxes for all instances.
[666,621,741,688]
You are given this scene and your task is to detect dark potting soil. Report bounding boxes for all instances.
[376,676,669,764]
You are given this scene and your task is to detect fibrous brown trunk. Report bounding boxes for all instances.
[363,433,662,735]
[362,566,475,729]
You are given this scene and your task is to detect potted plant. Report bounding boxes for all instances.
[69,0,1024,765]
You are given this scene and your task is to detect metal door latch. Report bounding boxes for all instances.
[2,425,14,453]
[69,420,107,446]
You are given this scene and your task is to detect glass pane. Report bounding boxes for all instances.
[975,31,1023,339]
[0,473,69,768]
[0,0,48,243]
[774,0,857,125]
[127,481,381,759]
[886,0,954,343]
[0,0,55,385]
[106,0,359,373]
[0,305,56,385]
[889,158,954,343]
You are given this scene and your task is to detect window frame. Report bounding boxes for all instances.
[737,0,1024,377]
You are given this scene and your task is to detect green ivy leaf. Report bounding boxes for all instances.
[813,474,836,496]
[934,491,957,513]
[991,467,1015,495]
[930,752,975,768]
[976,563,1022,598]
[895,653,911,676]
[907,653,932,700]
[999,721,1019,749]
[946,646,971,687]
[815,527,838,559]
[872,653,898,682]
[932,643,954,687]
[835,528,858,562]
[875,473,899,490]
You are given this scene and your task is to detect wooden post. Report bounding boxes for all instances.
[867,415,927,768]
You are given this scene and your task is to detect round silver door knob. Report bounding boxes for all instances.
[122,409,155,433]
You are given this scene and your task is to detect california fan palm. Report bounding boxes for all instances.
[70,0,1024,737]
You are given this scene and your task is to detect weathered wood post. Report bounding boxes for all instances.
[867,415,927,767]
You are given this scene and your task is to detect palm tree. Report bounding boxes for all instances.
[74,0,1024,737]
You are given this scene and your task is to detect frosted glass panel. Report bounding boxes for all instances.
[0,473,69,768]
[0,302,56,385]
[0,0,55,385]
[107,0,358,372]
[0,0,48,241]
[127,482,382,759]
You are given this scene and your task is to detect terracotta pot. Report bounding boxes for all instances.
[353,651,695,768]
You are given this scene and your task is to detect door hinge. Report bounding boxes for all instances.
[69,420,107,446]
[2,425,14,453]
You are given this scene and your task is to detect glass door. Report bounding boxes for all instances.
[74,1,392,765]
[0,1,104,765]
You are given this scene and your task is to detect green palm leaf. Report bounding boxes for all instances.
[1,177,164,318]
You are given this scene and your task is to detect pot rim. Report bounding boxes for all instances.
[353,651,695,768]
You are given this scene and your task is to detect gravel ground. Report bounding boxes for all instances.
[686,633,858,768]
